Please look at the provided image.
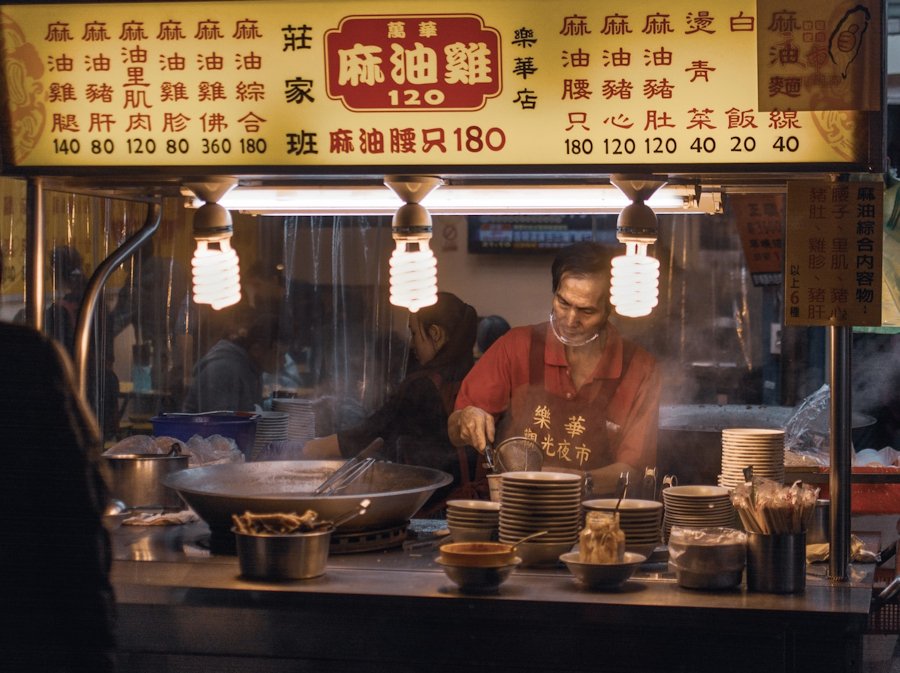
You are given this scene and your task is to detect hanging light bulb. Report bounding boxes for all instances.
[609,175,665,318]
[186,178,242,311]
[384,175,443,312]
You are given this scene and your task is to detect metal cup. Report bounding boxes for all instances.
[807,499,830,545]
[746,532,806,594]
[487,474,502,503]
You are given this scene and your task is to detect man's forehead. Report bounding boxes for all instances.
[557,272,610,305]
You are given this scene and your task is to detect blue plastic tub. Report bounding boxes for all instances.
[151,412,259,457]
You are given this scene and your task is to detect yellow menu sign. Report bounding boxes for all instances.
[0,0,882,172]
[785,180,884,327]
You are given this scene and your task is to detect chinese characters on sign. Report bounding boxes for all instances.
[729,193,784,286]
[757,0,881,112]
[325,15,501,111]
[0,1,880,170]
[522,406,597,468]
[785,181,883,327]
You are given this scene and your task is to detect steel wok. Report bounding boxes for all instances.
[164,460,452,536]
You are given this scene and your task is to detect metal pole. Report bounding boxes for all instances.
[828,324,852,581]
[74,200,161,397]
[24,177,44,330]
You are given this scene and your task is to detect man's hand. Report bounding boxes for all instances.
[448,406,495,452]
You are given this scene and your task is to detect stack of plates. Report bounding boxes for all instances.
[662,485,734,543]
[499,471,583,566]
[718,428,785,489]
[446,499,501,542]
[582,498,663,556]
[272,397,317,445]
[249,411,289,461]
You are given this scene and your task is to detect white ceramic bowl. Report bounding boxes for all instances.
[559,551,646,590]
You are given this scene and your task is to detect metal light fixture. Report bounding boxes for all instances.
[185,178,241,311]
[384,175,443,313]
[609,175,664,318]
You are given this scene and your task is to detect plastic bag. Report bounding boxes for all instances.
[104,434,187,456]
[185,434,244,466]
[783,384,831,466]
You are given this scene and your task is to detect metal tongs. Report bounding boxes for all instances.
[313,437,384,496]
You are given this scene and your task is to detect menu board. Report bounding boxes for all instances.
[730,193,784,287]
[784,180,884,327]
[0,0,882,173]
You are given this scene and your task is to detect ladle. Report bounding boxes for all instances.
[329,498,372,529]
[614,471,630,514]
[509,530,549,548]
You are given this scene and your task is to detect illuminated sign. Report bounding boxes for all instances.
[0,0,882,173]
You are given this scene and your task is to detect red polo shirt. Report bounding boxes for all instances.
[455,322,660,470]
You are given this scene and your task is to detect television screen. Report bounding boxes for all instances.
[467,215,617,254]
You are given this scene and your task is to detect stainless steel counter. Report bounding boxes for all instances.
[110,519,873,673]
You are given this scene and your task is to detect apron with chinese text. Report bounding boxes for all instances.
[495,325,636,472]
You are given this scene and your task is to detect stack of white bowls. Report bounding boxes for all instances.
[272,397,317,445]
[582,498,663,557]
[446,499,500,542]
[718,428,785,489]
[249,411,289,461]
[662,485,735,543]
[499,471,583,566]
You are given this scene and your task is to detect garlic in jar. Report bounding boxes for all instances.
[579,511,626,564]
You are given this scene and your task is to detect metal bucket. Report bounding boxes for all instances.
[105,452,190,509]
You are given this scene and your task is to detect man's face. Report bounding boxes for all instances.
[550,271,611,343]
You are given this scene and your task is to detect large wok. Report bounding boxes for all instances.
[164,460,452,537]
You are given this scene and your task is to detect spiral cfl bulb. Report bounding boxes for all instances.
[389,239,437,313]
[192,238,242,311]
[610,241,659,318]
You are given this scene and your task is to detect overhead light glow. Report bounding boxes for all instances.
[203,183,715,216]
[609,175,664,318]
[389,239,438,313]
[610,241,660,318]
[186,179,242,311]
[192,238,242,311]
[385,176,442,313]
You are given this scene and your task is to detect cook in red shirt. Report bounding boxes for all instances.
[449,242,660,497]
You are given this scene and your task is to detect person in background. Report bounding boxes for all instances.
[302,292,482,511]
[183,313,283,413]
[44,245,123,439]
[448,242,661,496]
[0,253,116,672]
[475,314,510,358]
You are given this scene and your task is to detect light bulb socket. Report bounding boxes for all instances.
[616,201,658,243]
[392,202,432,239]
[193,201,233,241]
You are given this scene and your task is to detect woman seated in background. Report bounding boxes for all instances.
[303,292,482,513]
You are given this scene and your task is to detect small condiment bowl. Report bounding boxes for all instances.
[233,526,333,580]
[436,557,521,593]
[559,551,646,590]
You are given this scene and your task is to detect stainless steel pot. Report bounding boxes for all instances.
[105,452,190,509]
[163,460,452,536]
